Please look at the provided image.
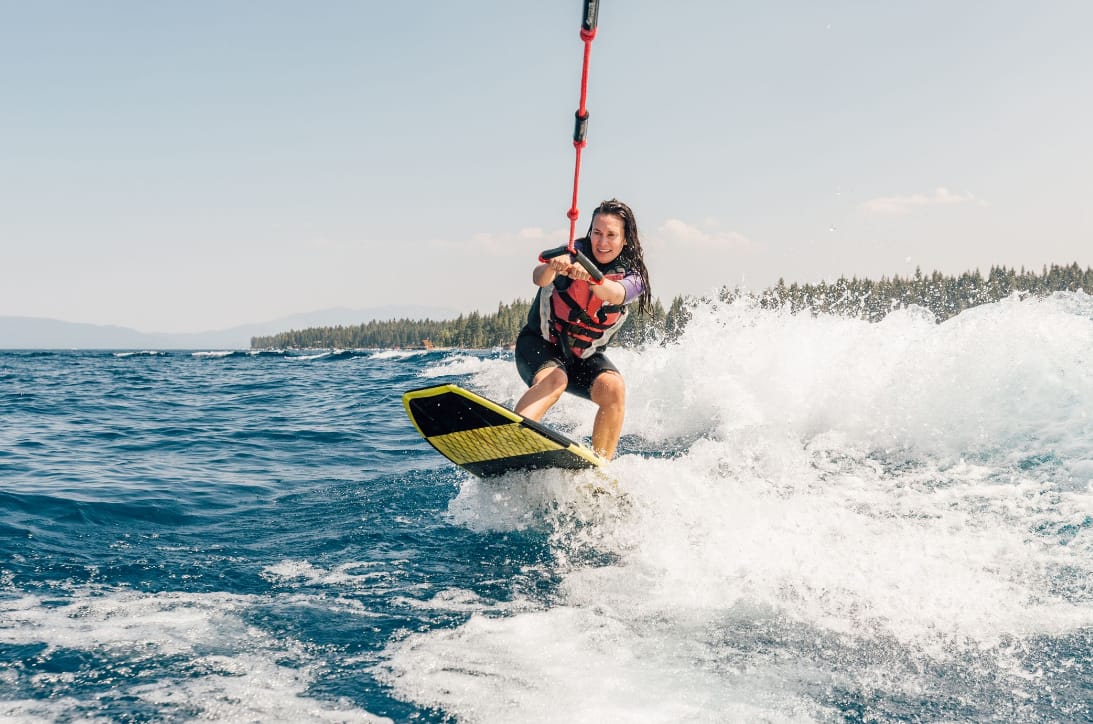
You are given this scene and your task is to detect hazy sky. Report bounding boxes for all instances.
[3,1,1091,333]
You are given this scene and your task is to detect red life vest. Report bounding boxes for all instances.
[538,271,629,359]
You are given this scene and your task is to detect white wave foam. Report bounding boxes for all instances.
[383,293,1093,721]
[378,604,823,723]
[290,350,333,361]
[262,559,393,588]
[369,349,429,360]
[470,292,1093,466]
[0,588,389,723]
[113,350,163,358]
[420,353,491,379]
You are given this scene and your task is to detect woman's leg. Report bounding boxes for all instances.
[589,370,626,459]
[515,364,568,422]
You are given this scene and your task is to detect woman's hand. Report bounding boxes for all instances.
[533,256,575,287]
[547,255,600,282]
[546,255,577,276]
[535,253,616,298]
[563,263,594,282]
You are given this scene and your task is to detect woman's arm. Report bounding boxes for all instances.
[533,253,581,287]
[563,265,626,304]
[533,253,628,305]
[532,262,557,287]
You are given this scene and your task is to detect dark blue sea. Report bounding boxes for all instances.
[2,294,1092,723]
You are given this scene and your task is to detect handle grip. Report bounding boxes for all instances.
[538,246,605,284]
[582,0,600,37]
[539,245,571,262]
[572,249,605,283]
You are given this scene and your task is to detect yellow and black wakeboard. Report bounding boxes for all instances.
[402,384,604,477]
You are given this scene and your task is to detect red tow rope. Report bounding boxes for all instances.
[566,0,600,253]
[539,1,605,286]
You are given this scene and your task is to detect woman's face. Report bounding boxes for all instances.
[589,212,626,264]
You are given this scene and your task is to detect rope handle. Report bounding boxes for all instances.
[539,244,606,285]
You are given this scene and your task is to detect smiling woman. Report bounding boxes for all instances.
[513,199,652,460]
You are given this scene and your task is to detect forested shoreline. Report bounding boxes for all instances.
[250,263,1092,350]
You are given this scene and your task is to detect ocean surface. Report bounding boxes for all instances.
[2,293,1092,723]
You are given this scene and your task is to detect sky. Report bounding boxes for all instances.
[2,1,1092,334]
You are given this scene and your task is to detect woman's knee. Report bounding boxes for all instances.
[591,371,625,406]
[533,364,568,392]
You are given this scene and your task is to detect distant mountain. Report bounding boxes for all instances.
[0,317,175,350]
[0,305,459,350]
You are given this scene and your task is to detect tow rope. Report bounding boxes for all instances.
[538,1,605,285]
[566,0,599,253]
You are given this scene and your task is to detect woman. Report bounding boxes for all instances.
[514,198,652,460]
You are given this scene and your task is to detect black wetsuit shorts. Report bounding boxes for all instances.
[514,327,619,401]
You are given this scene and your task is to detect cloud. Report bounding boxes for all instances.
[517,227,550,241]
[654,218,761,253]
[861,187,987,215]
[424,226,569,256]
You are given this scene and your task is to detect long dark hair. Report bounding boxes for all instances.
[587,198,653,316]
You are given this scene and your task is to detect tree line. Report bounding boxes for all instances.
[749,262,1093,323]
[250,263,1092,349]
[250,297,686,350]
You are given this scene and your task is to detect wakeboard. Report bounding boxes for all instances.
[402,384,605,478]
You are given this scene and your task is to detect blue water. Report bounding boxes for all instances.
[2,295,1092,722]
